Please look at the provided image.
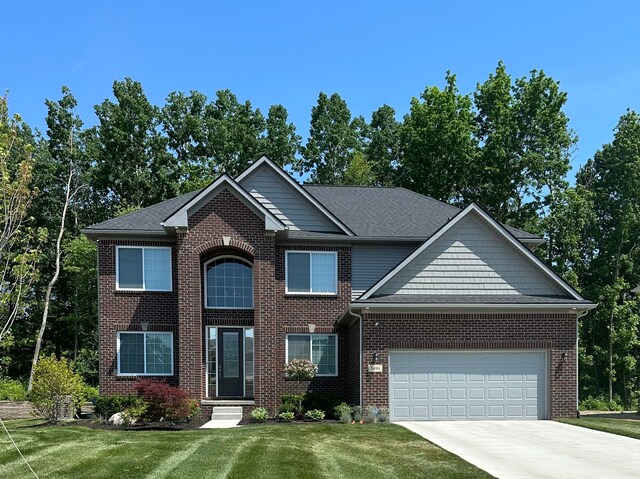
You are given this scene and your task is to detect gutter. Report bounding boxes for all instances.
[350,302,598,311]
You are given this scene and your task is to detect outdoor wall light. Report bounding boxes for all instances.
[372,352,379,363]
[374,322,380,328]
[561,352,568,362]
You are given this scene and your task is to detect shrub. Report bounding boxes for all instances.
[122,401,148,426]
[365,406,378,423]
[339,410,352,424]
[377,407,389,422]
[134,379,196,422]
[304,394,343,419]
[94,394,143,420]
[0,378,27,400]
[187,399,201,421]
[278,411,295,421]
[352,406,363,421]
[251,407,269,422]
[579,396,624,412]
[280,393,306,415]
[305,409,325,421]
[334,402,352,422]
[283,359,317,381]
[30,355,86,422]
[82,384,99,403]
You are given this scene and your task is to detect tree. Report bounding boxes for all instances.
[161,90,208,192]
[470,62,576,229]
[298,92,361,184]
[576,111,640,404]
[400,72,476,205]
[28,88,86,391]
[365,105,401,186]
[263,104,301,167]
[0,97,42,346]
[200,90,266,179]
[343,151,375,186]
[92,78,176,214]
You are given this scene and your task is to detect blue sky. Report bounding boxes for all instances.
[3,1,640,177]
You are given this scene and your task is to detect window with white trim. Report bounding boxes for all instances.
[116,246,172,291]
[286,334,337,376]
[285,251,337,294]
[117,332,173,375]
[204,257,253,309]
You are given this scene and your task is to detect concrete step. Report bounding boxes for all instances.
[211,406,243,421]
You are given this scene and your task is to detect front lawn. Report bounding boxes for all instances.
[0,420,492,479]
[558,416,640,440]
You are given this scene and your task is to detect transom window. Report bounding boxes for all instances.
[286,334,337,376]
[285,251,337,294]
[116,246,172,291]
[117,332,173,375]
[205,257,253,308]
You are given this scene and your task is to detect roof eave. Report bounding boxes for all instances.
[349,302,598,312]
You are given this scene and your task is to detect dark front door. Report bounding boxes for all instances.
[218,328,244,397]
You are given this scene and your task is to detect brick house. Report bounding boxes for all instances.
[83,156,596,420]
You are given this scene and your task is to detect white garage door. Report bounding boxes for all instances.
[389,351,547,421]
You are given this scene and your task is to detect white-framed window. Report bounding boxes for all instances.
[204,256,253,309]
[285,334,338,376]
[116,246,172,291]
[285,251,337,294]
[117,331,173,376]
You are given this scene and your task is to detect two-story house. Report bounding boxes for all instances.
[83,156,595,421]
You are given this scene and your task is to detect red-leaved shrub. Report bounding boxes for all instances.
[134,379,198,421]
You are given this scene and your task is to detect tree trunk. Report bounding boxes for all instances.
[608,239,623,402]
[27,165,74,392]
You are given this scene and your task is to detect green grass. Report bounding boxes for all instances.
[558,417,640,440]
[0,420,492,479]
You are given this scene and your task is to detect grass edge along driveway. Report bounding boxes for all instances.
[557,416,640,440]
[0,420,493,479]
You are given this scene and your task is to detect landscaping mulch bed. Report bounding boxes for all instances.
[16,416,209,431]
[238,417,340,426]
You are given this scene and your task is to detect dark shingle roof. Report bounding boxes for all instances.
[303,186,539,240]
[356,294,593,305]
[83,183,541,241]
[83,189,201,232]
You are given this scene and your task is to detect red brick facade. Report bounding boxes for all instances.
[97,186,578,420]
[358,312,577,419]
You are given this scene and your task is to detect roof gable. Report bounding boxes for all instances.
[162,173,285,231]
[360,204,584,301]
[236,156,354,235]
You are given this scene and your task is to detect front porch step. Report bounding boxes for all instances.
[211,406,243,421]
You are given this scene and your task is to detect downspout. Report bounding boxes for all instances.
[349,307,363,409]
[576,309,590,418]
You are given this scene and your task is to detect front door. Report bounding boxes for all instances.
[218,328,244,397]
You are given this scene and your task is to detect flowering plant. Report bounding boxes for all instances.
[283,359,318,381]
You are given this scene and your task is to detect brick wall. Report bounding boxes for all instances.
[98,239,179,396]
[346,318,361,405]
[359,312,577,419]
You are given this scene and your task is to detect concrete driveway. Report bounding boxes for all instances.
[401,420,640,479]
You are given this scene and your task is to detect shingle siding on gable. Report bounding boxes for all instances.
[351,243,418,300]
[240,166,339,232]
[379,214,564,297]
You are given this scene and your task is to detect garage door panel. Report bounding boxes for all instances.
[390,351,546,421]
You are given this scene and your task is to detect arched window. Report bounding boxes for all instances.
[205,257,253,309]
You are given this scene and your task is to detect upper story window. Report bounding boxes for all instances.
[205,257,253,309]
[116,246,172,291]
[286,251,337,295]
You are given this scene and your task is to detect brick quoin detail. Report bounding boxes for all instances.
[359,312,577,419]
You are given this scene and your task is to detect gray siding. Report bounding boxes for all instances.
[352,243,418,300]
[240,166,339,232]
[379,213,564,296]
